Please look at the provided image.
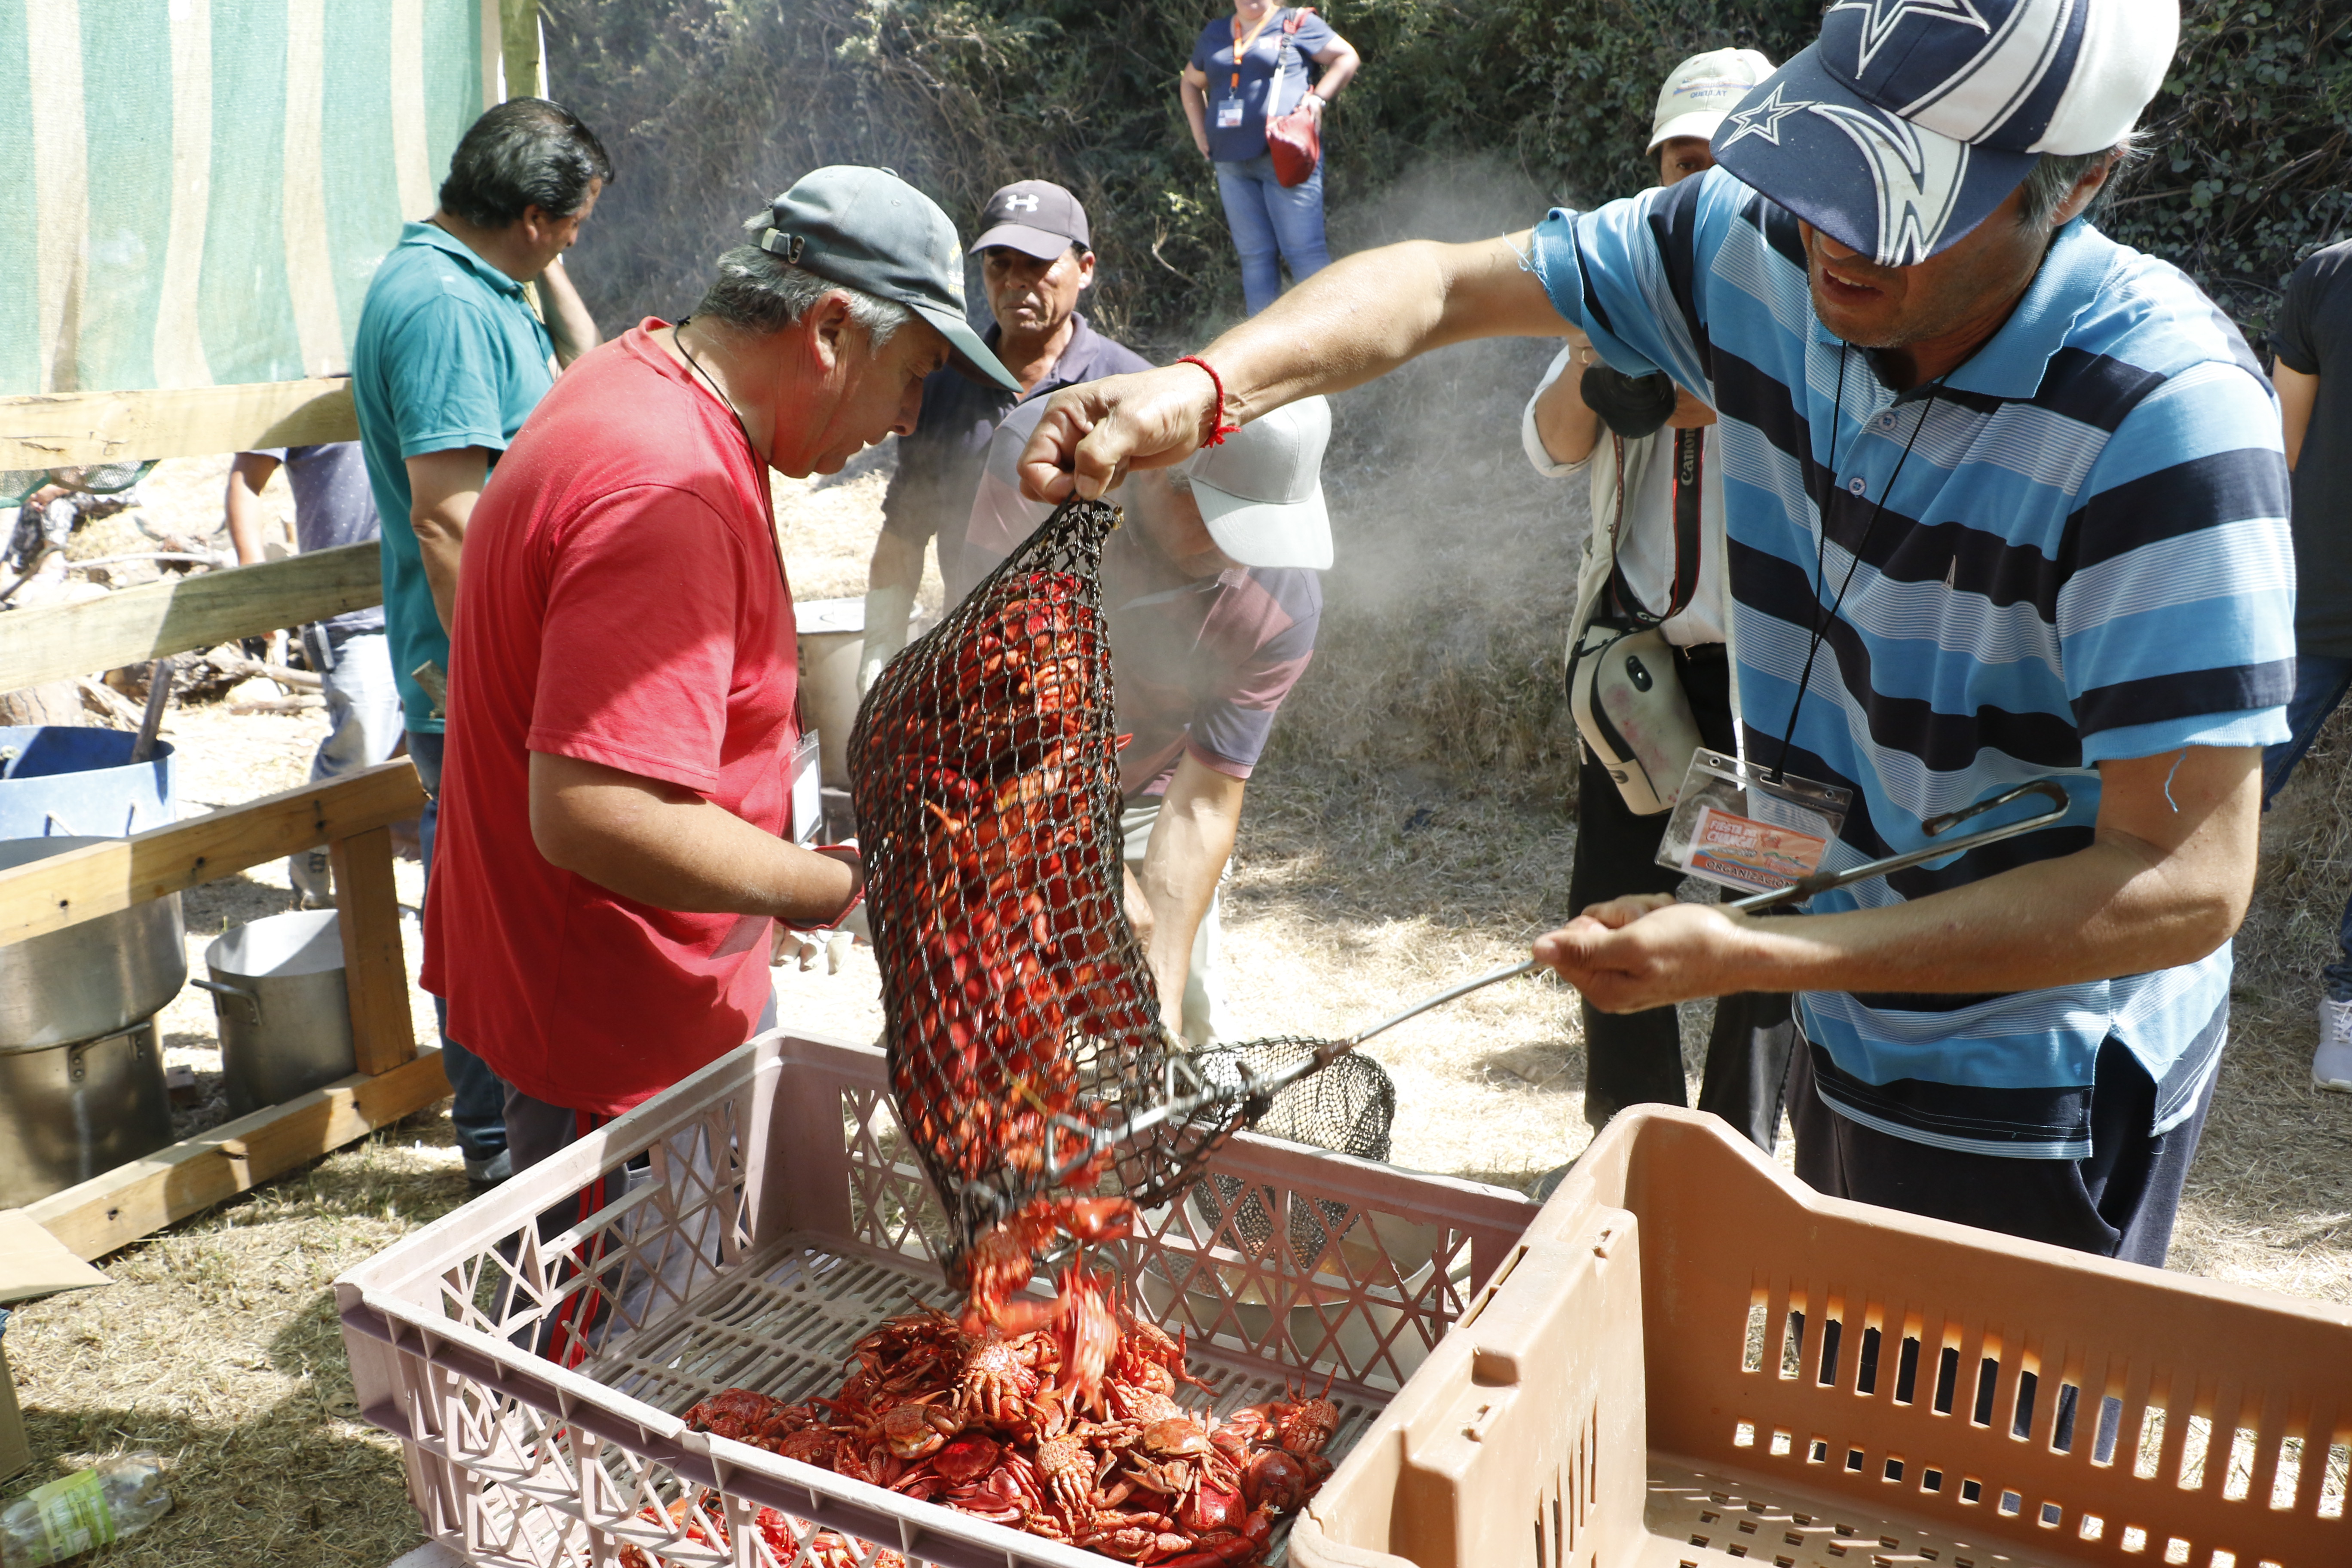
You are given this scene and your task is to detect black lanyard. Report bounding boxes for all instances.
[1768,344,1943,783]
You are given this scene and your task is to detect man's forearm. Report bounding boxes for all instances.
[1547,749,2260,1012]
[1532,356,1602,466]
[539,258,600,368]
[412,497,473,636]
[224,483,267,565]
[530,754,859,923]
[1200,236,1564,424]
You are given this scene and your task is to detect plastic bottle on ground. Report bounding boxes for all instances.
[0,1457,172,1566]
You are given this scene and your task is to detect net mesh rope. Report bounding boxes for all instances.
[852,498,1396,1270]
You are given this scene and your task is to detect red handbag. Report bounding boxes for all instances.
[1264,8,1321,188]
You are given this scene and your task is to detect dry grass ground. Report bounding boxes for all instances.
[8,416,2352,1565]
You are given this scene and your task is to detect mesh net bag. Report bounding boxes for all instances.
[1192,1043,1395,1268]
[850,498,1262,1266]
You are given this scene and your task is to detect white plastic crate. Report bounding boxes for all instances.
[335,1031,1540,1568]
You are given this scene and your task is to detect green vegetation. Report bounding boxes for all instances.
[548,0,2347,347]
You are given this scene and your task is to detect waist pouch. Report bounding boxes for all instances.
[1568,621,1703,816]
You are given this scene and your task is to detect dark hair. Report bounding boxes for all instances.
[437,98,612,230]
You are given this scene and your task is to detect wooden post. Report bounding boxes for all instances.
[500,0,544,99]
[330,825,416,1076]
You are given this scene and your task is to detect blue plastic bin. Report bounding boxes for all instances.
[0,725,176,839]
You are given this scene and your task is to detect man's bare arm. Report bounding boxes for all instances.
[1020,233,1568,500]
[406,447,490,635]
[2277,361,2318,471]
[1136,753,1247,1038]
[538,257,601,368]
[859,529,926,692]
[1531,340,1602,468]
[223,452,283,565]
[1536,745,2260,1011]
[530,752,860,923]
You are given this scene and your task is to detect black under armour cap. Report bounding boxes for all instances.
[754,166,1020,392]
[969,180,1090,261]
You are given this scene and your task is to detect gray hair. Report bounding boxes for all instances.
[692,239,916,344]
[2018,132,2146,231]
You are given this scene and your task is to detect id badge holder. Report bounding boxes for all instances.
[788,731,824,848]
[1656,747,1852,896]
[1216,97,1245,127]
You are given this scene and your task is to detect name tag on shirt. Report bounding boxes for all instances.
[1217,98,1245,127]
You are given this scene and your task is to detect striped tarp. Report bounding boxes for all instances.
[2,0,508,397]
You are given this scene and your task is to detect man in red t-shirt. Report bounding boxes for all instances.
[426,167,1019,1171]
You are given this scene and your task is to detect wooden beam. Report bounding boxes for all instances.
[331,826,417,1077]
[25,1049,452,1262]
[0,541,380,693]
[0,379,358,469]
[0,760,425,947]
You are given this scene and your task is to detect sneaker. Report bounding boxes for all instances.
[465,1150,514,1190]
[2315,997,2352,1093]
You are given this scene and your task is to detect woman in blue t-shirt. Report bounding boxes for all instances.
[1180,0,1360,316]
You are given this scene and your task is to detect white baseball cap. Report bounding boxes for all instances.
[1177,395,1332,571]
[1648,48,1777,152]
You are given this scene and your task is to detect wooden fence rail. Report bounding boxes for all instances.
[0,542,381,695]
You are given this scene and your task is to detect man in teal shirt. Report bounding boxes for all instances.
[351,96,609,1187]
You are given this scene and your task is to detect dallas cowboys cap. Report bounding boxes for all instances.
[1711,0,2177,267]
[970,180,1091,261]
[1178,396,1332,571]
[752,166,1020,392]
[1648,48,1776,152]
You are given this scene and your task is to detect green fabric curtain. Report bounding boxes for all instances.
[0,0,496,397]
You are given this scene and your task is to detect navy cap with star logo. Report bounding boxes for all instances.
[1711,0,2177,266]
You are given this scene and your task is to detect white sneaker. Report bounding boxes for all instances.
[2315,997,2352,1092]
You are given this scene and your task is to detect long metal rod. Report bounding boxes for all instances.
[1046,779,2073,1184]
[1728,778,2069,914]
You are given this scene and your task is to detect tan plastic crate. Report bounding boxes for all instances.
[1289,1107,2352,1568]
[334,1031,1540,1568]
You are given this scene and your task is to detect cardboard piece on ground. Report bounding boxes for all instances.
[0,1211,110,1305]
[0,1210,111,1483]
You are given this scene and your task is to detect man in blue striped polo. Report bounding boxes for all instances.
[1015,0,2288,1264]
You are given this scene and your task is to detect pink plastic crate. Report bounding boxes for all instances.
[335,1031,1539,1568]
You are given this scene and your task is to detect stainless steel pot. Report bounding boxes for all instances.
[0,1020,174,1210]
[199,910,356,1115]
[0,835,186,1051]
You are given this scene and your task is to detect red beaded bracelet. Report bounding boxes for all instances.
[1177,355,1242,447]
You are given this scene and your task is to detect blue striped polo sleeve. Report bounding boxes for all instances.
[2058,360,2294,762]
[1524,171,1739,402]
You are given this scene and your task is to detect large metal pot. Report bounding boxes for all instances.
[199,910,356,1115]
[0,836,187,1050]
[0,1020,174,1210]
[795,596,864,790]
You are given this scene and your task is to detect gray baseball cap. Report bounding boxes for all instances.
[1177,396,1332,570]
[753,166,1020,392]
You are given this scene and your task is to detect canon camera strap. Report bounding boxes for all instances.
[1606,425,1705,628]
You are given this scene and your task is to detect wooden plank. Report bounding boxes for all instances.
[0,541,380,694]
[0,380,358,470]
[331,825,417,1076]
[0,759,425,946]
[25,1049,452,1262]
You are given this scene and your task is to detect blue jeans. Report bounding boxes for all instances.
[289,625,404,903]
[407,729,511,1163]
[2262,652,2352,1000]
[1214,153,1329,316]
